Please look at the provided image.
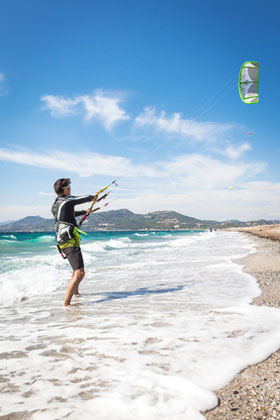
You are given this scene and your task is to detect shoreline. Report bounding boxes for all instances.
[205,229,280,419]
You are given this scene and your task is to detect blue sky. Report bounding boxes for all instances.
[0,0,280,221]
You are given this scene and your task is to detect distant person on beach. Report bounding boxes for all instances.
[51,178,96,306]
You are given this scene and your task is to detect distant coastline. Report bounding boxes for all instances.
[226,224,280,241]
[0,209,279,233]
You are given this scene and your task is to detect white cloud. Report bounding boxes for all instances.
[41,90,130,130]
[224,142,251,159]
[0,73,4,82]
[135,107,233,142]
[81,91,130,129]
[40,95,80,117]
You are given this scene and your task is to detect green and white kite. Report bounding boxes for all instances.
[239,61,259,104]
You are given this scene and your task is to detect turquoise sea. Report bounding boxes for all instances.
[1,230,280,420]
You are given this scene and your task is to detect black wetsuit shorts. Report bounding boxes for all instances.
[63,246,84,271]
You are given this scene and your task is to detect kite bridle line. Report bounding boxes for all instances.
[79,179,118,227]
[79,64,258,221]
[75,75,236,218]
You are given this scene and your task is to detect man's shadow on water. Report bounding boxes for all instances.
[82,284,184,305]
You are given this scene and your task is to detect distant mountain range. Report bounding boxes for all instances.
[0,219,19,226]
[0,209,279,232]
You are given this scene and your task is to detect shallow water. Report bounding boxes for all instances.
[1,230,280,420]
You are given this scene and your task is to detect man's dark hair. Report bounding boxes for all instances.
[54,178,71,195]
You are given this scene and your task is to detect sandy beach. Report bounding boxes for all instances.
[206,226,280,420]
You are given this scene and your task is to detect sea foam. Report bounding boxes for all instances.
[0,231,280,420]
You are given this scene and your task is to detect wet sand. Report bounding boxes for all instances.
[205,227,280,420]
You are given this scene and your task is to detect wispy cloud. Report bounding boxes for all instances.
[41,89,130,130]
[0,146,274,221]
[160,154,265,190]
[0,204,52,222]
[0,147,161,178]
[38,192,54,196]
[224,142,252,159]
[112,181,280,221]
[1,180,280,222]
[0,147,265,189]
[0,73,7,96]
[135,107,233,142]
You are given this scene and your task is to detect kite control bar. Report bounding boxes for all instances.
[79,179,118,226]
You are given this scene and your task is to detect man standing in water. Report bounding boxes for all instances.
[51,178,96,306]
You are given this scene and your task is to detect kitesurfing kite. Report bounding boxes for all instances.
[239,61,259,104]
